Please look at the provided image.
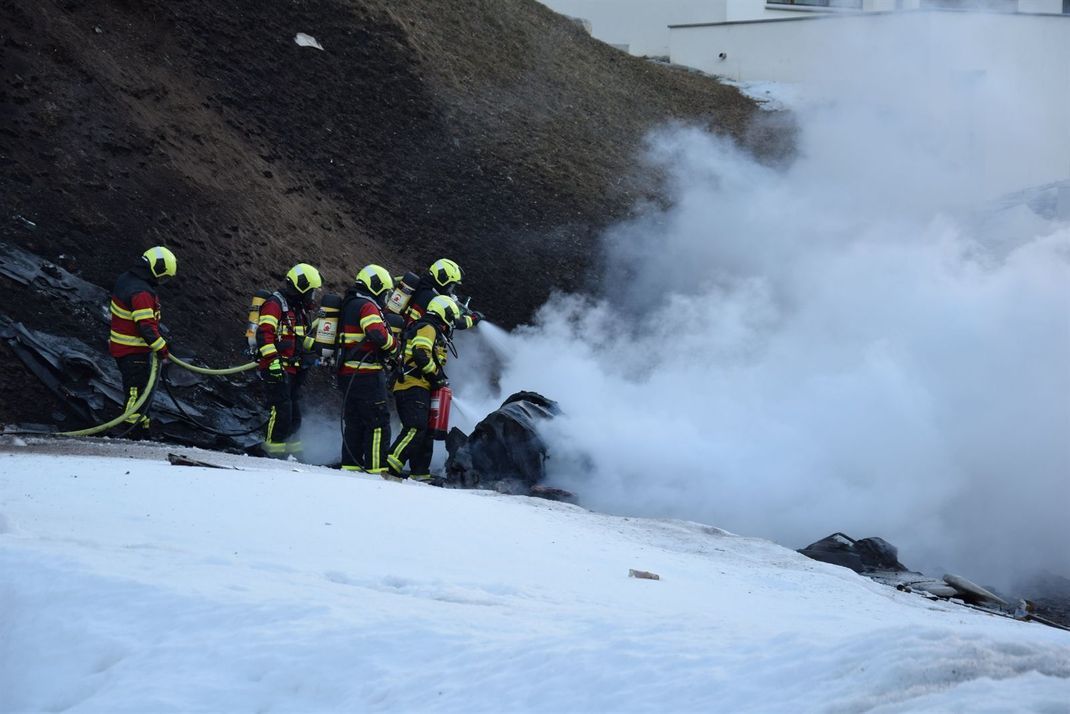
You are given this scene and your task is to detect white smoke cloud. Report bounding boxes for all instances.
[451,18,1070,587]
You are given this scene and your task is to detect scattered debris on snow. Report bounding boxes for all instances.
[167,453,235,470]
[799,532,1070,631]
[629,569,660,581]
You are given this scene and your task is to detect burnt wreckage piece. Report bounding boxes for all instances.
[0,241,264,449]
[799,532,908,574]
[801,532,968,600]
[444,391,572,500]
[799,532,1070,631]
[2,320,265,449]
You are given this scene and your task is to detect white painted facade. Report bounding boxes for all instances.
[537,1,796,57]
[1017,0,1064,12]
[670,11,1070,198]
[536,1,1069,197]
[538,1,1065,58]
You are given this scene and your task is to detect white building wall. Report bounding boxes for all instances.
[1017,0,1064,13]
[669,12,1070,197]
[672,13,909,83]
[537,0,778,57]
[726,2,797,21]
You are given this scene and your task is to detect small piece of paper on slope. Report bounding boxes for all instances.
[294,33,324,51]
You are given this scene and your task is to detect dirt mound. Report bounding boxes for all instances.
[1,0,789,425]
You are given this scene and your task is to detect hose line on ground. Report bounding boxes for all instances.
[56,354,160,437]
[169,354,258,376]
[159,369,268,437]
[9,351,255,439]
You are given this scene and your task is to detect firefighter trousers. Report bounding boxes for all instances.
[263,371,303,458]
[115,354,152,435]
[340,371,390,473]
[387,386,433,479]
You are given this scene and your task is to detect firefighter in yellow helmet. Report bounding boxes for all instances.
[386,294,459,482]
[402,258,484,329]
[337,264,397,473]
[256,263,322,459]
[108,246,177,437]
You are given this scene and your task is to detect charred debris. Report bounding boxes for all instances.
[800,532,1070,632]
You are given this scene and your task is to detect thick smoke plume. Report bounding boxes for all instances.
[451,18,1070,586]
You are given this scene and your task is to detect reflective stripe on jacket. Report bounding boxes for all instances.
[256,293,313,374]
[403,275,476,330]
[108,267,166,358]
[338,292,395,376]
[393,320,447,393]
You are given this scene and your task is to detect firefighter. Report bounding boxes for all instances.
[108,246,178,436]
[256,263,322,459]
[402,258,484,329]
[338,264,397,473]
[386,294,459,483]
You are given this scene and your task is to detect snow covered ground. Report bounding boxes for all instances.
[2,439,1068,712]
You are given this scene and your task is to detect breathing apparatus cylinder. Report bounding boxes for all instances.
[314,293,343,360]
[427,384,452,441]
[385,272,419,315]
[245,289,274,353]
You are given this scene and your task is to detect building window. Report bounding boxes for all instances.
[920,0,1017,9]
[1064,0,1069,14]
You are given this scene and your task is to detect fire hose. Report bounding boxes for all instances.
[55,353,161,437]
[168,354,257,375]
[159,369,268,437]
[30,353,258,439]
[158,353,265,436]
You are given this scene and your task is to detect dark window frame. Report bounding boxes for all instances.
[767,0,864,6]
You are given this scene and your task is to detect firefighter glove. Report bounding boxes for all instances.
[267,358,285,381]
[412,349,431,369]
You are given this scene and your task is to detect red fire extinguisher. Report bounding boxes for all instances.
[427,385,453,441]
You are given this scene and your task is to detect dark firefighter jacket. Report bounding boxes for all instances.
[109,265,167,359]
[256,292,313,375]
[402,275,479,330]
[394,318,449,393]
[338,289,396,376]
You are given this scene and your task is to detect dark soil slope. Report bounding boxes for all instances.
[0,0,788,425]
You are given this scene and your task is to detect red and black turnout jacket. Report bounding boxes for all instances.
[255,292,313,375]
[109,266,167,359]
[402,274,479,330]
[338,289,396,376]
